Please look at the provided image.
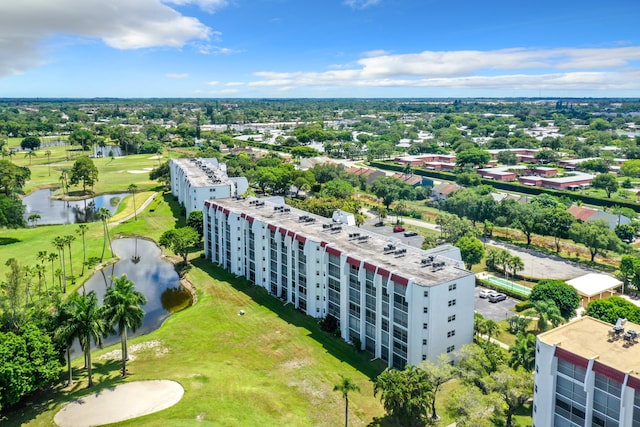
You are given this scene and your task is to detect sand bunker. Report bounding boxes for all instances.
[127,168,153,174]
[54,380,184,427]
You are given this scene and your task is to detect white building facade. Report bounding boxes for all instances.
[170,158,249,215]
[204,196,476,368]
[534,316,640,427]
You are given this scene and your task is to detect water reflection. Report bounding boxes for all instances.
[22,188,127,225]
[73,237,192,355]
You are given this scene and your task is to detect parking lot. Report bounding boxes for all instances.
[474,286,519,322]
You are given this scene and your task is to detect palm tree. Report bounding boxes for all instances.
[334,375,360,427]
[509,333,536,371]
[59,169,70,197]
[103,274,147,376]
[508,256,525,279]
[52,236,67,293]
[24,150,36,165]
[69,291,105,388]
[45,149,52,176]
[97,207,112,262]
[64,234,76,281]
[524,300,564,332]
[27,214,41,227]
[496,250,511,279]
[48,252,58,293]
[128,184,138,221]
[54,298,79,386]
[76,224,89,276]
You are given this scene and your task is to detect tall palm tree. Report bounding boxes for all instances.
[45,149,52,176]
[76,224,89,276]
[48,252,59,293]
[37,250,49,295]
[68,291,105,388]
[64,234,76,281]
[524,300,564,332]
[103,274,147,376]
[97,207,112,262]
[334,375,360,427]
[54,298,79,386]
[52,236,67,293]
[509,333,536,371]
[127,184,138,221]
[24,150,36,165]
[508,256,525,279]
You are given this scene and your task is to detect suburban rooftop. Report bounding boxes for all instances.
[207,196,474,287]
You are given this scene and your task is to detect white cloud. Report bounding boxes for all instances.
[0,0,216,77]
[164,0,228,13]
[244,46,640,92]
[343,0,381,9]
[166,73,189,79]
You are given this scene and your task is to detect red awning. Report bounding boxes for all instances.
[363,262,376,272]
[593,361,626,383]
[377,268,390,278]
[326,247,341,257]
[346,256,360,267]
[554,346,589,369]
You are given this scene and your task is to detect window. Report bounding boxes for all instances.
[422,339,427,345]
[448,299,456,307]
[423,307,428,313]
[447,330,456,338]
[446,345,455,353]
[422,355,427,361]
[423,323,428,329]
[448,283,457,291]
[448,315,456,322]
[423,290,429,297]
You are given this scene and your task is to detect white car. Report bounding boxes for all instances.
[479,289,497,299]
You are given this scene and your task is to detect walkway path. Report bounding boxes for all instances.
[109,192,159,226]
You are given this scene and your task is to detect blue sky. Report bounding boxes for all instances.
[0,0,639,98]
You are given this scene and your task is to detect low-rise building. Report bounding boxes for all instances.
[203,196,476,368]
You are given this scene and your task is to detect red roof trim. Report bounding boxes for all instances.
[593,361,626,383]
[278,228,287,235]
[391,274,408,286]
[320,241,329,248]
[363,262,376,272]
[295,235,306,243]
[222,208,230,215]
[241,213,246,219]
[346,256,360,267]
[554,346,589,369]
[246,215,254,223]
[326,247,341,257]
[287,230,295,237]
[267,224,277,232]
[377,268,391,278]
[628,375,640,391]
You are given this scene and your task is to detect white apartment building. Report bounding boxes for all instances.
[534,316,640,427]
[170,158,249,215]
[204,196,476,368]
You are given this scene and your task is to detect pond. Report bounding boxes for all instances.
[72,237,192,355]
[22,188,128,225]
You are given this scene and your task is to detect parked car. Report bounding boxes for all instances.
[404,231,418,237]
[489,293,507,303]
[393,225,405,232]
[478,289,497,299]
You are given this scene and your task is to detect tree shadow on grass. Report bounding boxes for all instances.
[0,237,20,246]
[191,257,387,380]
[162,192,186,228]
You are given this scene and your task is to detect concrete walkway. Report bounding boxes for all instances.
[109,192,159,226]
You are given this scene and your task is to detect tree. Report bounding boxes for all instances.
[47,252,59,293]
[128,184,138,221]
[540,207,575,252]
[63,234,76,281]
[446,385,497,427]
[0,324,59,412]
[159,226,200,264]
[333,375,360,427]
[76,224,89,277]
[68,291,105,387]
[370,176,416,209]
[103,274,147,376]
[524,300,564,332]
[508,333,536,371]
[27,213,41,227]
[615,223,636,243]
[187,210,204,238]
[512,203,545,246]
[54,299,79,386]
[419,353,455,421]
[52,236,67,293]
[534,149,559,164]
[0,194,27,228]
[150,160,171,187]
[586,296,640,324]
[20,135,41,151]
[496,150,518,165]
[69,128,95,150]
[491,366,533,427]
[0,160,30,196]
[592,173,619,198]
[508,256,524,278]
[529,280,580,320]
[97,207,113,262]
[24,150,37,165]
[455,235,484,270]
[69,156,99,193]
[373,366,430,426]
[455,148,491,168]
[45,150,52,176]
[570,220,621,262]
[321,179,354,199]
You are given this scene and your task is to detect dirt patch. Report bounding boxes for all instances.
[97,340,168,362]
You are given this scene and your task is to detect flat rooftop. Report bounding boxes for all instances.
[209,197,474,287]
[539,316,640,377]
[173,158,233,188]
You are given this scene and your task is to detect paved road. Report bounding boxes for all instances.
[474,286,518,322]
[364,213,595,281]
